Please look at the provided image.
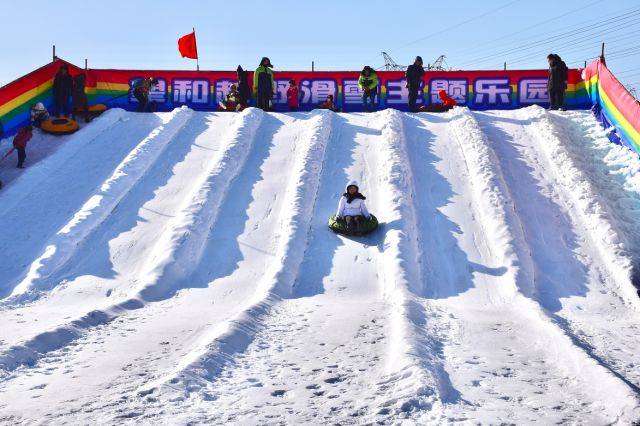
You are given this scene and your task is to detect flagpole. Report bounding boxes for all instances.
[193,27,199,71]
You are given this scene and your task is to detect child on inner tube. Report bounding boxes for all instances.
[336,180,371,233]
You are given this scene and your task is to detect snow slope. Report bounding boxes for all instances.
[0,107,639,424]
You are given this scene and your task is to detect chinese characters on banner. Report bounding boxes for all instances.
[118,71,558,112]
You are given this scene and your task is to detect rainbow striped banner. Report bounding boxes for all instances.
[583,58,640,154]
[0,59,82,139]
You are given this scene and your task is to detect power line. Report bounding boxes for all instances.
[363,0,523,66]
[451,0,603,57]
[504,27,640,67]
[389,0,523,54]
[459,8,640,66]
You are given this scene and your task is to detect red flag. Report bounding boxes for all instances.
[178,31,198,59]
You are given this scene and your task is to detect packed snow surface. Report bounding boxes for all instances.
[0,106,639,424]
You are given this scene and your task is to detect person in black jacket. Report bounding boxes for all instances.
[405,56,425,112]
[547,53,568,110]
[236,65,251,108]
[72,73,89,122]
[53,65,73,118]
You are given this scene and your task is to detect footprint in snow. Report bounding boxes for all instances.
[271,389,286,397]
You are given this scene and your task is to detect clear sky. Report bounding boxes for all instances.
[1,0,639,95]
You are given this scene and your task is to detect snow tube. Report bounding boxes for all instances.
[328,214,378,236]
[40,118,80,135]
[419,104,452,113]
[75,104,107,115]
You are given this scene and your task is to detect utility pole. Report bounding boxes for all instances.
[84,59,88,70]
[600,42,606,65]
[312,61,315,72]
[52,45,56,62]
[503,62,507,71]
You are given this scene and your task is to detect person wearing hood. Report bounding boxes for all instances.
[236,65,251,107]
[405,56,425,112]
[358,66,379,112]
[30,102,50,128]
[254,57,275,111]
[547,53,568,110]
[52,64,73,117]
[336,180,371,234]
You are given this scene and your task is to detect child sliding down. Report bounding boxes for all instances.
[336,180,371,234]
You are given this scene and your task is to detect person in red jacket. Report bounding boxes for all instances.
[13,125,33,168]
[438,90,457,109]
[287,79,299,111]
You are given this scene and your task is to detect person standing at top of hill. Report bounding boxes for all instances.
[254,57,275,111]
[133,77,158,113]
[287,79,299,111]
[358,66,378,112]
[405,56,425,112]
[547,53,568,111]
[52,65,73,118]
[72,73,89,123]
[236,65,251,108]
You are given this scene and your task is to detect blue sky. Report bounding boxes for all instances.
[1,0,639,94]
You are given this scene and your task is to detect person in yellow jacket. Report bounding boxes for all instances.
[358,66,378,112]
[254,57,275,111]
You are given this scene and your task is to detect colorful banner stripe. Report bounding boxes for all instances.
[583,59,640,154]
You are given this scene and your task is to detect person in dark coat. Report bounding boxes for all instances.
[405,56,425,112]
[53,65,73,117]
[133,77,158,112]
[236,65,251,107]
[72,73,89,122]
[547,53,568,110]
[13,125,32,168]
[253,57,275,111]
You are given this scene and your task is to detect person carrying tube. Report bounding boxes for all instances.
[254,57,275,111]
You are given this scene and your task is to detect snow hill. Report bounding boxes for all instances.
[0,106,639,424]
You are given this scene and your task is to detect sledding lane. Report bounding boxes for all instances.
[440,110,638,422]
[406,109,639,423]
[0,111,163,300]
[162,111,411,424]
[1,108,639,424]
[0,109,227,351]
[0,111,321,423]
[483,108,640,388]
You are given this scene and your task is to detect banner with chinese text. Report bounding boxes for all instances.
[87,68,589,113]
